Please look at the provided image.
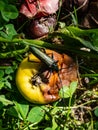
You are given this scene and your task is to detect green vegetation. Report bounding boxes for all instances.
[0,0,98,130]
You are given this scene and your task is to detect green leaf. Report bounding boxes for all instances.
[27,106,45,124]
[0,70,4,79]
[14,101,29,120]
[0,81,4,90]
[0,24,17,39]
[1,4,18,21]
[44,128,52,130]
[60,26,98,52]
[64,126,69,130]
[0,95,13,106]
[5,66,14,74]
[0,31,8,38]
[4,81,11,89]
[51,107,59,115]
[94,108,98,117]
[6,75,13,80]
[1,11,9,22]
[74,36,97,52]
[95,121,98,130]
[7,106,19,118]
[58,22,65,29]
[5,24,17,39]
[52,117,58,130]
[0,1,5,11]
[59,81,78,98]
[59,87,70,98]
[69,81,78,96]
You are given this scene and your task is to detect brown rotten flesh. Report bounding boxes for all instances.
[38,50,78,102]
[16,49,78,104]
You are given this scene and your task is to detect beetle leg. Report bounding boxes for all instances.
[47,52,58,65]
[41,70,51,83]
[31,66,49,84]
[31,75,43,86]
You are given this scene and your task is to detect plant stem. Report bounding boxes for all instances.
[66,96,72,120]
[81,73,98,78]
[55,99,96,110]
[0,37,98,59]
[0,45,29,58]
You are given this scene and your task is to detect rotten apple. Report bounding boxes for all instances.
[16,49,78,104]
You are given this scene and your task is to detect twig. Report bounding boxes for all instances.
[54,99,96,110]
[61,0,88,20]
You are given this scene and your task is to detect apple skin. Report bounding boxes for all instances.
[16,54,47,104]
